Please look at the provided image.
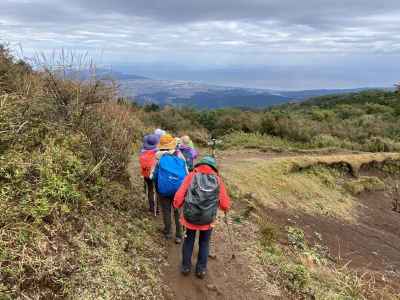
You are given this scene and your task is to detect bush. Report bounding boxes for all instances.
[310,134,357,150]
[344,176,386,195]
[222,131,299,150]
[287,226,306,250]
[283,263,310,293]
[0,47,162,299]
[259,220,279,248]
[82,102,145,179]
[364,137,400,152]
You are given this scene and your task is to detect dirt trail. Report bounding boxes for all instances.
[161,214,273,300]
[131,150,400,298]
[130,154,277,300]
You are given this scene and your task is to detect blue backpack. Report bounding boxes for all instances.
[156,154,187,197]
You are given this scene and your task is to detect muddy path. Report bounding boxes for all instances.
[131,150,400,298]
[129,155,278,300]
[161,214,274,300]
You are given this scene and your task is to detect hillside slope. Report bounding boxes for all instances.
[220,150,400,299]
[2,46,400,299]
[0,47,165,299]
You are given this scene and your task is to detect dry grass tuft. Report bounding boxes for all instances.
[222,153,400,221]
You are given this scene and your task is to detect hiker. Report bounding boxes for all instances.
[173,156,230,279]
[178,135,199,171]
[151,134,188,243]
[139,134,159,214]
[154,128,166,138]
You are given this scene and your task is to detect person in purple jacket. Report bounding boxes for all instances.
[178,135,198,171]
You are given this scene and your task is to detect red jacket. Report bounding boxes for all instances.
[173,165,231,230]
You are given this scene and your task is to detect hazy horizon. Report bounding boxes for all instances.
[113,61,398,91]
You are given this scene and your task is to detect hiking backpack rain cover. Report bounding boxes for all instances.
[139,150,156,178]
[183,173,220,225]
[157,154,187,198]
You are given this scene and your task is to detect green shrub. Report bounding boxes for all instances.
[287,226,306,250]
[310,108,336,122]
[0,47,162,299]
[283,264,310,293]
[82,102,145,179]
[364,137,400,152]
[311,134,348,149]
[222,131,300,150]
[259,221,279,248]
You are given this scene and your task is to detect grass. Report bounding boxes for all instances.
[222,153,400,221]
[256,224,398,299]
[221,131,400,154]
[64,206,164,299]
[221,132,305,152]
[0,47,164,299]
[3,45,400,299]
[0,129,165,299]
[223,151,400,299]
[344,176,386,195]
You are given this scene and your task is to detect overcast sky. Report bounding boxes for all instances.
[1,0,400,89]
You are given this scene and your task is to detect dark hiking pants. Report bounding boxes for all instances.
[144,177,159,213]
[159,196,182,238]
[182,229,213,273]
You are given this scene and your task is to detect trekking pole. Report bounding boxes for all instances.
[224,212,236,259]
[153,182,157,217]
[144,179,148,203]
[212,138,216,158]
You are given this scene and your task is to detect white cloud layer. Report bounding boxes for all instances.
[1,0,400,88]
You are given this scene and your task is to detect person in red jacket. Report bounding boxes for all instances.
[173,156,230,279]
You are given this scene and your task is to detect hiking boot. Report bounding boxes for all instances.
[208,253,217,259]
[195,270,206,279]
[181,267,191,276]
[175,237,182,244]
[164,233,173,240]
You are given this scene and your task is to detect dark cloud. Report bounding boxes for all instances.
[67,0,400,28]
[1,0,400,88]
[0,1,85,24]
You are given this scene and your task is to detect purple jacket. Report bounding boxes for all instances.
[179,144,198,160]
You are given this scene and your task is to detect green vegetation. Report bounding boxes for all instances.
[228,153,400,299]
[257,225,387,299]
[2,44,400,299]
[344,176,386,195]
[0,47,163,299]
[221,132,304,152]
[223,153,400,220]
[139,88,400,152]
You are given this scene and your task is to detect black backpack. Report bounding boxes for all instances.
[183,173,220,225]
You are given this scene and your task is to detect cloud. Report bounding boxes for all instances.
[66,0,400,27]
[0,0,400,88]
